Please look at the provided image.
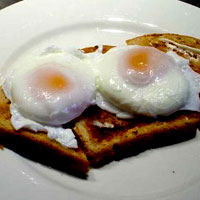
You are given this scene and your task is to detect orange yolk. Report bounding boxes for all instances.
[40,71,69,91]
[128,50,149,72]
[43,72,67,90]
[31,66,71,92]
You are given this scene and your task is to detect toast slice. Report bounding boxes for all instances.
[75,34,200,166]
[0,88,89,177]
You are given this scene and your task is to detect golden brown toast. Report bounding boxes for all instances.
[0,88,89,177]
[75,33,200,166]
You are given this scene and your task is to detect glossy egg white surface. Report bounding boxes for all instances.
[93,46,200,117]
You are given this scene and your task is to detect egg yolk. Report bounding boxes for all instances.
[119,47,173,86]
[41,71,68,91]
[29,64,71,94]
[128,50,149,72]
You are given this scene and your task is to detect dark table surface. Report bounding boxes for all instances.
[0,0,200,9]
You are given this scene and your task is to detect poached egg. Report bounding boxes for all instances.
[3,49,95,147]
[93,45,200,118]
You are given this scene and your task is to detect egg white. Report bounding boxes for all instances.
[93,46,200,117]
[2,49,95,148]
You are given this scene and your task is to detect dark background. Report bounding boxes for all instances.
[180,0,200,7]
[0,0,200,9]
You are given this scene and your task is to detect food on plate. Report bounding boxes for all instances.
[2,50,95,148]
[0,33,200,177]
[0,89,89,176]
[0,50,95,177]
[93,45,199,118]
[7,52,95,126]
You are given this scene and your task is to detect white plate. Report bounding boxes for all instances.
[0,0,200,199]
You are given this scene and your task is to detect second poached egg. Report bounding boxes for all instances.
[93,45,200,117]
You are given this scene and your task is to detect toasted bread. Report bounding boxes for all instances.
[0,88,89,177]
[75,33,200,166]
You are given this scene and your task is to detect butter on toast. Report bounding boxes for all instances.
[75,34,200,166]
[0,88,89,177]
